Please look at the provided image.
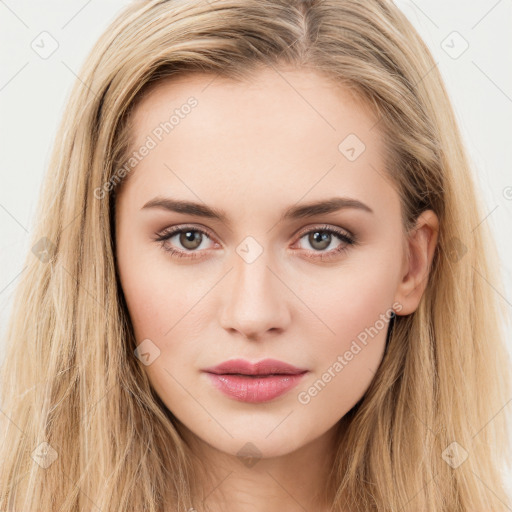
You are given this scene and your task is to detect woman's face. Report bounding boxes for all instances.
[115,67,432,459]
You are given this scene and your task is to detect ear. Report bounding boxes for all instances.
[394,209,439,316]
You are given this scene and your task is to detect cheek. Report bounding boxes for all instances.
[331,276,394,344]
[117,257,206,413]
[117,240,200,342]
[305,253,398,343]
[116,247,215,407]
[299,255,398,407]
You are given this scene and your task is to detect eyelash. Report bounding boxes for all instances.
[154,224,357,262]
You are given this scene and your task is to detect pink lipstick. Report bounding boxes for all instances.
[202,358,308,403]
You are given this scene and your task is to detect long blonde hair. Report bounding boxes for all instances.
[1,0,510,510]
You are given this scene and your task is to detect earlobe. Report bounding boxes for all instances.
[394,210,439,316]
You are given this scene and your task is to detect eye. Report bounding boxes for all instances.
[155,223,357,261]
[155,225,217,260]
[293,224,356,261]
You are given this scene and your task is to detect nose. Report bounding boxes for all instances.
[218,248,291,341]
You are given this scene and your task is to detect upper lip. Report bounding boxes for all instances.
[203,358,308,376]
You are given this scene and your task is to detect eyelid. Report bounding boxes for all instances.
[293,223,354,241]
[156,224,218,242]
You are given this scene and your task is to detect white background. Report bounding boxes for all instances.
[1,0,511,498]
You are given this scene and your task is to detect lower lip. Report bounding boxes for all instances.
[204,372,307,403]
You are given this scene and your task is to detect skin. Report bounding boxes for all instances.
[114,67,439,512]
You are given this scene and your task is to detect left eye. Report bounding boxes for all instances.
[295,226,354,253]
[155,224,356,260]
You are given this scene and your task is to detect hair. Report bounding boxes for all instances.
[1,0,511,510]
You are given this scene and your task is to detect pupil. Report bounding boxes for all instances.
[181,230,201,249]
[311,231,330,250]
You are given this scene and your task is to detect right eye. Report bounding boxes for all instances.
[155,225,218,260]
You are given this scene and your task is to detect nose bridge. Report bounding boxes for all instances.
[219,236,290,338]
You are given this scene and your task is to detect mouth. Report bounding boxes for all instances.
[212,372,307,377]
[202,359,309,403]
[204,372,308,403]
[202,358,308,377]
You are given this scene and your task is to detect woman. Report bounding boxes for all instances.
[1,0,510,510]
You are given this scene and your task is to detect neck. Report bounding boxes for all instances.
[178,422,340,512]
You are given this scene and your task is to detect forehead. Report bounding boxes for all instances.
[129,67,378,142]
[119,67,395,221]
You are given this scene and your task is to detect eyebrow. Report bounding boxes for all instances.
[141,196,374,224]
